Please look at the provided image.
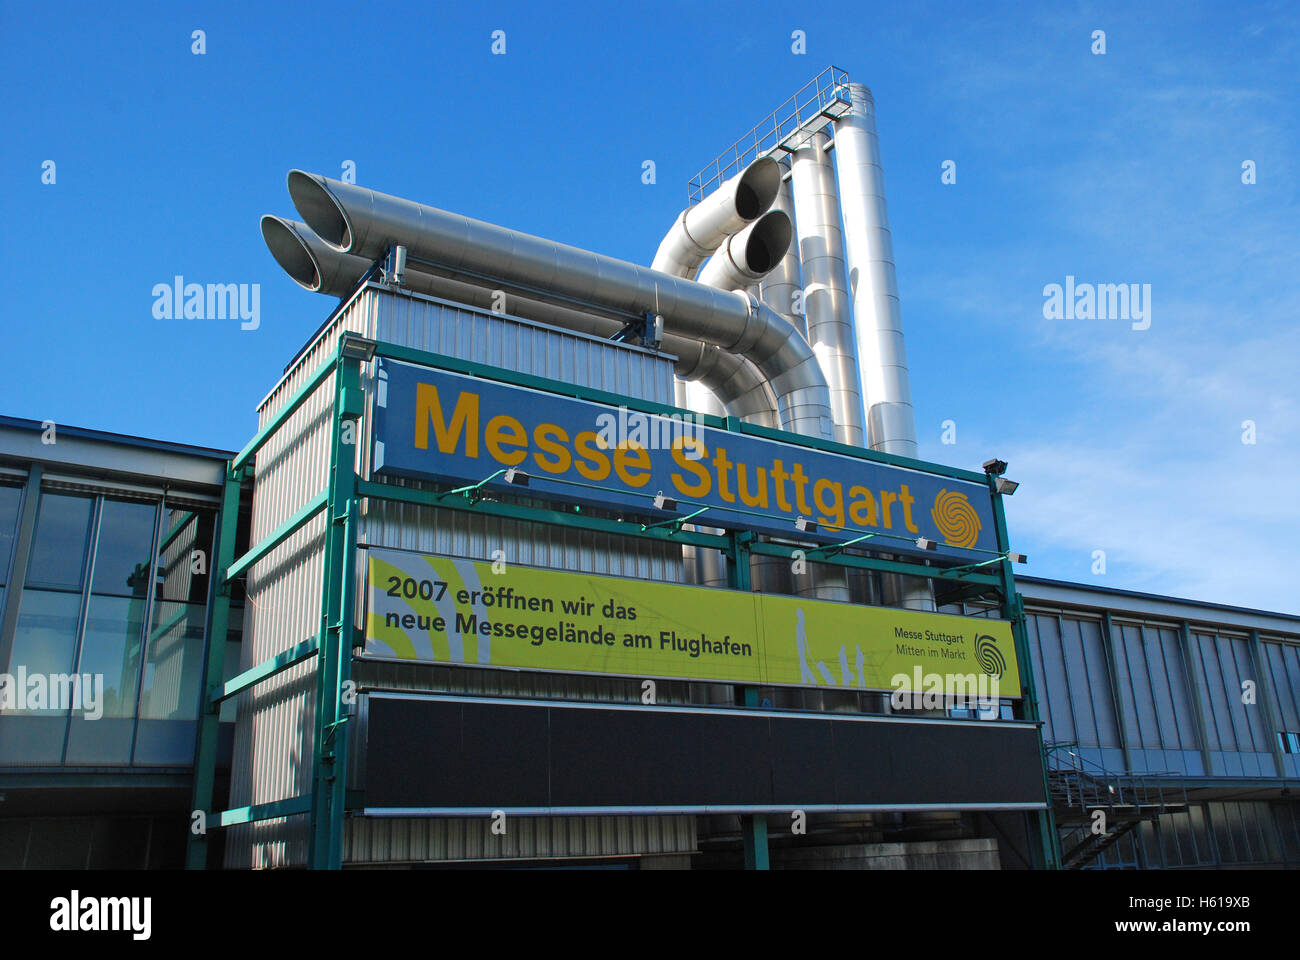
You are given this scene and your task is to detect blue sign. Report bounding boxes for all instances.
[372,359,998,558]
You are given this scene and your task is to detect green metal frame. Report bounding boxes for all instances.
[185,337,1060,871]
[186,345,364,870]
[987,477,1061,870]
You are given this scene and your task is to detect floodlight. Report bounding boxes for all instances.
[339,333,377,362]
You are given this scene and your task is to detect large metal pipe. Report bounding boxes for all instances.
[688,206,792,429]
[760,166,807,340]
[832,83,916,457]
[833,84,933,612]
[672,341,778,428]
[262,215,368,296]
[650,162,785,432]
[696,208,793,292]
[674,381,730,590]
[288,171,830,439]
[651,157,782,278]
[683,193,825,598]
[791,129,865,448]
[262,216,781,428]
[266,217,772,597]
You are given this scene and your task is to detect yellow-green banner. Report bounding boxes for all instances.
[364,547,1022,697]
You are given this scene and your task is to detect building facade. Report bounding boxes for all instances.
[0,418,246,868]
[1,289,1296,870]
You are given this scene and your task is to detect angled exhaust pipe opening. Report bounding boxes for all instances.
[261,215,322,291]
[652,155,782,278]
[697,209,793,290]
[285,169,833,439]
[261,215,380,298]
[740,208,793,274]
[732,154,782,221]
[261,219,781,426]
[287,170,352,251]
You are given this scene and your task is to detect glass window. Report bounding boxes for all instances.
[76,594,145,718]
[5,590,83,693]
[1263,642,1300,731]
[3,489,229,769]
[138,600,205,721]
[3,589,84,763]
[68,499,157,733]
[90,499,157,599]
[0,483,23,584]
[156,509,215,604]
[25,493,93,589]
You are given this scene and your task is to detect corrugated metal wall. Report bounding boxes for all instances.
[1023,605,1300,780]
[227,284,692,867]
[224,289,371,868]
[346,814,696,866]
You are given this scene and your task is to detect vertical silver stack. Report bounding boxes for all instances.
[668,75,933,611]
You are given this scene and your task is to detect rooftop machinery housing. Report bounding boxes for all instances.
[240,66,1058,869]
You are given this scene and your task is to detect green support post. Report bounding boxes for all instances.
[987,480,1060,870]
[309,353,364,869]
[742,812,770,871]
[186,465,245,869]
[726,530,755,592]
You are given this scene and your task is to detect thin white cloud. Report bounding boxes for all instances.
[901,13,1300,612]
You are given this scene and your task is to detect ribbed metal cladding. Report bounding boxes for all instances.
[225,290,372,869]
[345,815,697,865]
[791,129,864,448]
[227,283,689,867]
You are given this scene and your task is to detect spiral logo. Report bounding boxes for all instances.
[930,489,981,548]
[974,634,1007,678]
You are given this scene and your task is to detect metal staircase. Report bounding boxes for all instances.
[1045,743,1189,869]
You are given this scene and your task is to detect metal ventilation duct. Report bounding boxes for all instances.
[832,83,917,457]
[833,84,933,611]
[287,171,831,439]
[760,166,807,340]
[696,208,793,291]
[651,156,782,278]
[261,216,780,428]
[649,161,785,430]
[791,129,864,448]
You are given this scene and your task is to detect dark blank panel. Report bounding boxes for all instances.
[364,697,1046,810]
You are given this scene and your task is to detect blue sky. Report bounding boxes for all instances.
[2,1,1296,612]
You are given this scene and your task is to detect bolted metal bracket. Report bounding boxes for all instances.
[610,312,664,349]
